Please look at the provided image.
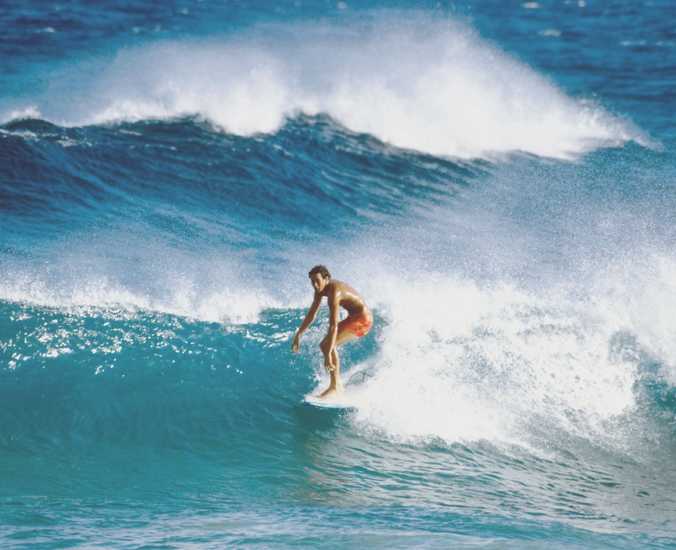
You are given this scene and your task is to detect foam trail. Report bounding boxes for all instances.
[2,14,646,159]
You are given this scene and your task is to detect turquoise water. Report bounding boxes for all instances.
[2,1,676,548]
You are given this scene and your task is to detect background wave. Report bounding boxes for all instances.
[1,14,650,159]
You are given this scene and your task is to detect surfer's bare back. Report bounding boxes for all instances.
[291,265,372,399]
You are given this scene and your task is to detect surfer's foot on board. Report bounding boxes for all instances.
[319,383,344,399]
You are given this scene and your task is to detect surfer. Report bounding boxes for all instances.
[291,265,372,399]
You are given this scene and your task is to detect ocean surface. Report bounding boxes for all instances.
[2,1,676,548]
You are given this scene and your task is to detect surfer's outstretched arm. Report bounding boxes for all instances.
[292,293,321,352]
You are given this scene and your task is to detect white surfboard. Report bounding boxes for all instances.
[302,361,370,410]
[302,394,356,410]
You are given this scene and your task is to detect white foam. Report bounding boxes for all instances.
[1,105,42,122]
[2,13,647,159]
[0,272,278,324]
[591,253,676,386]
[342,276,639,447]
[539,29,562,38]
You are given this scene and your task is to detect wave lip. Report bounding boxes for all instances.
[1,13,648,159]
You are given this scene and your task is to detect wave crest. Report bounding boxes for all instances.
[1,13,648,159]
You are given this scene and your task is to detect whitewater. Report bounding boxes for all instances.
[1,1,675,548]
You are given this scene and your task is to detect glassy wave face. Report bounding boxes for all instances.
[1,1,675,548]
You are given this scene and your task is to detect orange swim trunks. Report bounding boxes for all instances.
[339,311,373,338]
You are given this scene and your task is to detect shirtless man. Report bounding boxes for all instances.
[291,265,372,399]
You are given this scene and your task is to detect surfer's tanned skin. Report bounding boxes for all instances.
[291,265,372,399]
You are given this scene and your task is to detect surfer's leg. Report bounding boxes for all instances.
[319,335,340,394]
[319,324,357,397]
[330,348,340,379]
[331,327,358,386]
[319,336,338,398]
[319,336,333,374]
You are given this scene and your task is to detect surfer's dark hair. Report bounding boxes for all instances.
[309,265,331,279]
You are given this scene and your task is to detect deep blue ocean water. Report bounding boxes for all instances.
[2,1,676,548]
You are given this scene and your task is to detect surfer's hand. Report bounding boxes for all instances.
[291,333,300,353]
